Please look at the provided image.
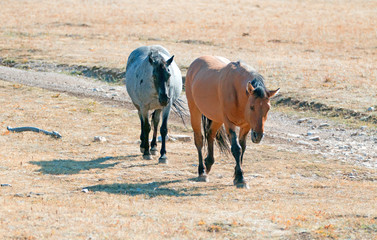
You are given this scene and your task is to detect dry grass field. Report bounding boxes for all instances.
[0,80,376,239]
[0,0,376,113]
[1,0,377,239]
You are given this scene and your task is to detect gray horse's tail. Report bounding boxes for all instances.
[171,97,188,126]
[202,115,230,154]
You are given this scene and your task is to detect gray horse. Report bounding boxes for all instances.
[125,45,183,163]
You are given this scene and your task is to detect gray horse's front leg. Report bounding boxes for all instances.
[150,109,161,156]
[158,107,170,164]
[139,111,152,160]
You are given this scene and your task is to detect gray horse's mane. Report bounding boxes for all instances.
[149,50,165,63]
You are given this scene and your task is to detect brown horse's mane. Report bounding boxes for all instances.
[231,60,267,99]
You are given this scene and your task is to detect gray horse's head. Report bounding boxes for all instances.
[148,51,174,106]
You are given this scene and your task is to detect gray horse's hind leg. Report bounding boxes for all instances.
[158,107,170,164]
[150,109,161,156]
[138,111,152,160]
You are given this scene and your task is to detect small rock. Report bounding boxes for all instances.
[170,134,192,142]
[27,192,44,197]
[98,178,105,182]
[338,145,351,150]
[1,183,12,187]
[297,118,308,124]
[367,106,375,112]
[297,140,311,146]
[309,136,320,141]
[92,88,103,92]
[360,126,367,131]
[307,131,316,136]
[82,188,89,193]
[318,123,330,128]
[14,193,24,197]
[157,135,176,142]
[94,136,107,142]
[249,174,264,178]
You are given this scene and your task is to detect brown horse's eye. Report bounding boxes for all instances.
[250,106,255,111]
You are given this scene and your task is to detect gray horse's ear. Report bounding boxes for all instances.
[166,55,174,66]
[148,52,154,65]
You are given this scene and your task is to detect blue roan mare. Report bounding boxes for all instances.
[125,45,183,163]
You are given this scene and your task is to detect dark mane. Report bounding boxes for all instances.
[251,74,267,98]
[235,61,267,99]
[149,50,166,65]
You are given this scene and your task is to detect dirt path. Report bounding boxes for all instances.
[1,65,376,170]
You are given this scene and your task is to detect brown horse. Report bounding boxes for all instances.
[185,56,279,188]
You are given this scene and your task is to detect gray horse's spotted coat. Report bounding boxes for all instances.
[125,45,182,163]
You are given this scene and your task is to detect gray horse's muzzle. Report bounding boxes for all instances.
[251,130,263,143]
[159,94,170,106]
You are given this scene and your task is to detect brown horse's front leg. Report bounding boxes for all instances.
[239,127,250,165]
[229,129,249,189]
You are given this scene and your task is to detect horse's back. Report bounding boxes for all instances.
[186,56,230,122]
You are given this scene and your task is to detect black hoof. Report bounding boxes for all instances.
[197,174,209,182]
[158,155,168,164]
[204,158,214,174]
[140,147,145,154]
[143,155,153,160]
[233,179,249,189]
[150,147,158,156]
[235,182,249,189]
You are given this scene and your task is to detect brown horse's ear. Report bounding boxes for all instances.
[268,88,280,98]
[247,81,255,95]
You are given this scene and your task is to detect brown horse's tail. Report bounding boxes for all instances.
[202,115,230,154]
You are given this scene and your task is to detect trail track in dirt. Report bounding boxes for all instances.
[1,65,376,169]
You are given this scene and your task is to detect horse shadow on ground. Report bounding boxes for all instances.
[85,179,207,198]
[30,155,137,175]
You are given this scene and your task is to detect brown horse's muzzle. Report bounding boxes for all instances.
[251,130,263,143]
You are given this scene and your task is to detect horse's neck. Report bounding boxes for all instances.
[221,66,249,106]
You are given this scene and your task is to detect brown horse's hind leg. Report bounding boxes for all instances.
[205,121,222,174]
[189,104,208,182]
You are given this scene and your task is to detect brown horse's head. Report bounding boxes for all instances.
[245,81,279,143]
